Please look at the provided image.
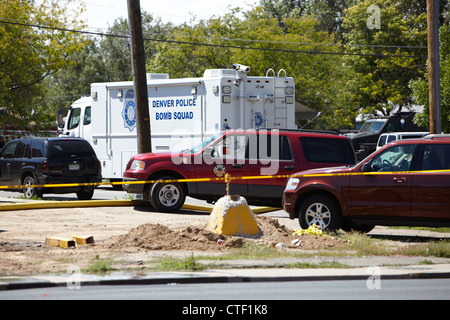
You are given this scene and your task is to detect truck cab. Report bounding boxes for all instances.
[348,112,427,161]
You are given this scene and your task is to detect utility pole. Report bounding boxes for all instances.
[427,0,442,134]
[127,0,151,153]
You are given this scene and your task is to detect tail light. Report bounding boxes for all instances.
[98,160,102,173]
[42,160,49,174]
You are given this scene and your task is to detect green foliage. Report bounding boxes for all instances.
[410,25,450,133]
[0,0,88,133]
[341,0,428,117]
[147,5,354,130]
[1,0,445,133]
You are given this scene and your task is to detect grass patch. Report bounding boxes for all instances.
[83,256,115,273]
[397,240,450,258]
[156,253,208,271]
[221,242,293,260]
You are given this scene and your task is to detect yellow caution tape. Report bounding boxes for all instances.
[0,169,448,191]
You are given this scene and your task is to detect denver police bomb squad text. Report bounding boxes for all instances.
[153,98,196,121]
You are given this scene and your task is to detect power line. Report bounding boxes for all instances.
[0,19,428,58]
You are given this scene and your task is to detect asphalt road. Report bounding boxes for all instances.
[1,278,449,300]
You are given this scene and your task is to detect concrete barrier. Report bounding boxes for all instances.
[205,195,261,237]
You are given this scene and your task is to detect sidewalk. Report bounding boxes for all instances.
[1,258,450,291]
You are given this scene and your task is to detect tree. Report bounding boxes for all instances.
[0,0,88,133]
[341,0,428,117]
[147,5,352,130]
[261,0,357,39]
[410,24,450,133]
[46,12,171,112]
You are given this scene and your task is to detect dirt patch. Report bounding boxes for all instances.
[0,206,347,276]
[103,216,348,251]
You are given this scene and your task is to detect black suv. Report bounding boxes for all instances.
[0,138,102,200]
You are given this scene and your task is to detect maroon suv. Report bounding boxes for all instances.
[123,129,356,212]
[283,135,450,232]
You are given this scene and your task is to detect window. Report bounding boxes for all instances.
[48,140,94,158]
[300,137,355,164]
[257,135,293,161]
[31,140,46,158]
[13,140,29,158]
[370,144,416,172]
[213,135,249,160]
[84,107,91,125]
[0,141,18,159]
[420,144,450,170]
[68,108,81,130]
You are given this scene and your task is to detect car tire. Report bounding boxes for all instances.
[298,194,342,231]
[22,175,43,199]
[76,188,94,200]
[149,176,186,213]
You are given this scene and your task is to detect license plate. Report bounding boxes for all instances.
[69,163,80,171]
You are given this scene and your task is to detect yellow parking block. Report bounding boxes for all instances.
[45,237,77,248]
[72,235,95,245]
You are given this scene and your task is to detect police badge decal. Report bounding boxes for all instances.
[122,90,136,132]
[213,164,227,178]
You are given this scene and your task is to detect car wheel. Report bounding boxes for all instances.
[150,176,186,212]
[76,188,94,200]
[22,175,43,199]
[299,194,342,231]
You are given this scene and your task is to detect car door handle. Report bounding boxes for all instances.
[232,164,243,168]
[284,165,295,171]
[393,177,407,183]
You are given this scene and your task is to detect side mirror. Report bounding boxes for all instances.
[361,162,370,172]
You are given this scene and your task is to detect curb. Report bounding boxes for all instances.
[1,266,450,291]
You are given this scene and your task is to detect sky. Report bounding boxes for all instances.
[79,0,255,30]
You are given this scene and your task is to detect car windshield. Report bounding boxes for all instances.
[48,140,94,158]
[183,132,224,154]
[359,119,388,133]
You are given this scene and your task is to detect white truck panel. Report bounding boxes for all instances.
[63,68,296,181]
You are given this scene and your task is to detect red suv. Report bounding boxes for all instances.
[123,129,356,212]
[283,135,450,232]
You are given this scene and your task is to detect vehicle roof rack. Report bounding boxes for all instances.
[423,134,450,139]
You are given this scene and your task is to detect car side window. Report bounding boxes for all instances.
[420,144,450,170]
[31,141,46,158]
[212,134,248,160]
[370,144,416,172]
[300,137,355,164]
[68,108,81,130]
[13,141,29,158]
[84,107,91,125]
[259,135,293,161]
[0,141,18,159]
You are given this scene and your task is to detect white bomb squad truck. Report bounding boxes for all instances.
[61,64,296,185]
